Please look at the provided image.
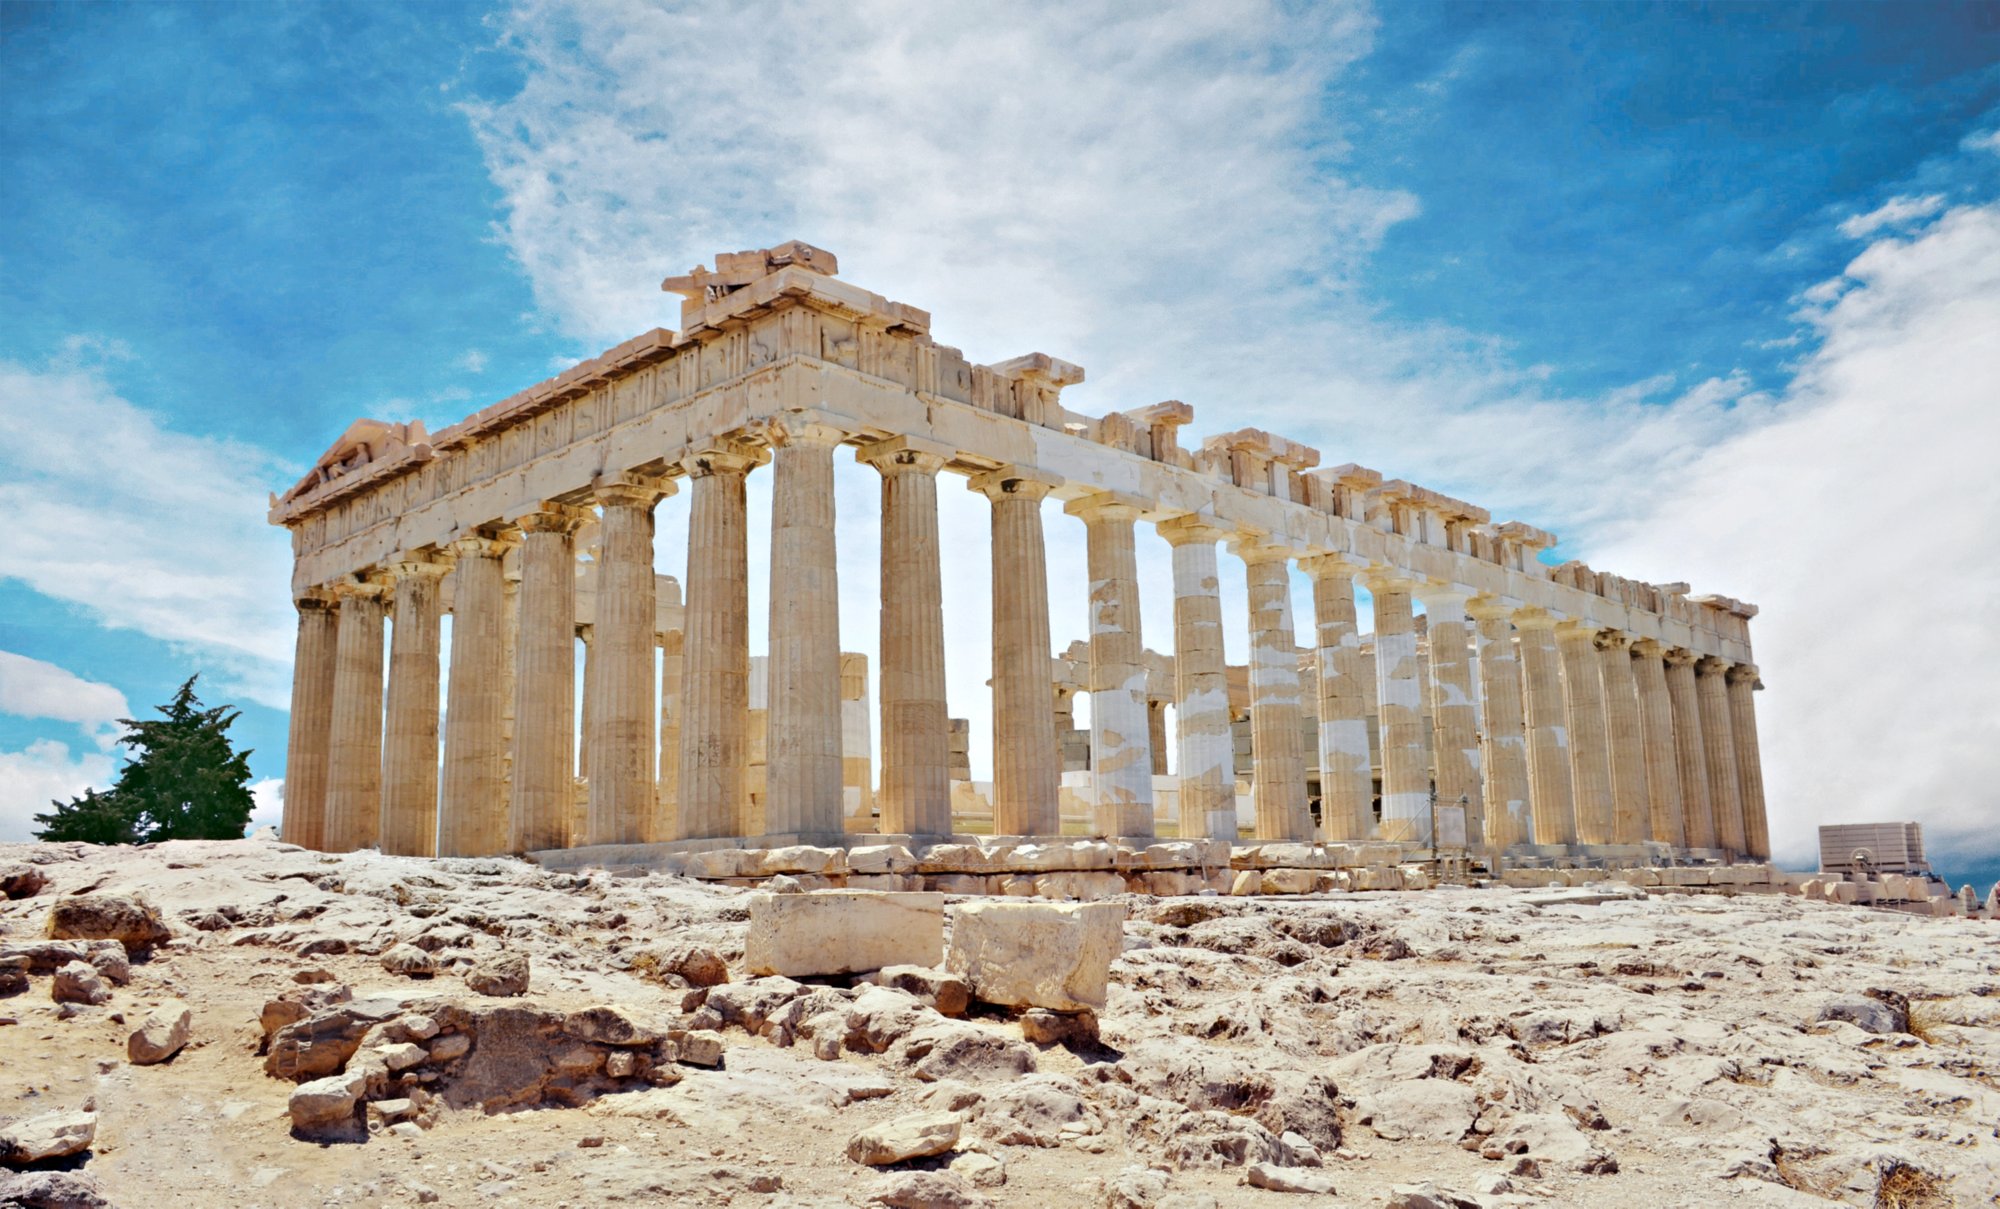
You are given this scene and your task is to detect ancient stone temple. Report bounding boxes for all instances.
[272,241,1769,877]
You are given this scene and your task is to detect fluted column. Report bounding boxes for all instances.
[1727,664,1770,860]
[1367,572,1428,843]
[283,592,339,851]
[860,438,953,836]
[439,535,512,856]
[1469,598,1531,849]
[509,503,586,853]
[765,419,846,838]
[1595,630,1649,846]
[1236,542,1311,842]
[1514,608,1575,846]
[380,551,450,856]
[1663,648,1715,848]
[324,575,388,852]
[1159,518,1235,841]
[1303,556,1373,842]
[1556,620,1614,845]
[1065,493,1155,838]
[971,468,1061,837]
[1696,656,1745,855]
[677,444,764,840]
[1419,589,1483,849]
[586,475,671,846]
[1630,640,1685,848]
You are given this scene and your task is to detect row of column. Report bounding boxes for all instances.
[286,426,1768,858]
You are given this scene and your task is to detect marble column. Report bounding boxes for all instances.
[1514,609,1576,846]
[1556,620,1614,845]
[1629,640,1685,848]
[656,628,684,841]
[586,475,671,847]
[1663,648,1716,848]
[860,439,953,837]
[1236,542,1311,842]
[765,420,845,839]
[1727,664,1771,860]
[380,551,450,857]
[324,575,388,852]
[971,468,1060,837]
[509,504,585,853]
[1419,589,1483,849]
[1595,630,1650,847]
[1065,493,1155,838]
[1696,656,1745,855]
[1469,599,1531,850]
[1368,572,1429,843]
[439,535,512,856]
[1159,518,1235,841]
[678,445,763,840]
[282,591,338,851]
[1304,556,1374,843]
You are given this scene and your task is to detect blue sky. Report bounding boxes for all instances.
[2,1,1996,888]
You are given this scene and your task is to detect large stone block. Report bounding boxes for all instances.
[946,900,1124,1012]
[744,891,944,977]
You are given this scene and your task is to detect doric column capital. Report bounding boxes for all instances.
[1553,617,1598,641]
[1414,586,1471,618]
[856,434,953,476]
[1662,645,1700,668]
[576,621,595,642]
[1155,514,1232,547]
[1592,628,1632,653]
[1064,490,1147,524]
[1725,662,1762,686]
[1695,654,1731,677]
[449,533,518,560]
[295,586,337,611]
[591,470,676,509]
[1510,605,1557,631]
[1361,566,1417,593]
[1227,536,1298,566]
[388,548,453,583]
[1464,593,1519,622]
[329,573,390,603]
[752,416,844,452]
[1300,551,1367,582]
[512,502,593,535]
[1630,637,1668,659]
[968,465,1061,502]
[680,440,769,479]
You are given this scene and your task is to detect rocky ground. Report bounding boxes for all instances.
[1,837,1996,1208]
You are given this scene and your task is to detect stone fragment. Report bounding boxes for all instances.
[676,1029,724,1067]
[380,943,437,977]
[849,845,919,875]
[50,961,110,1006]
[0,1170,113,1209]
[946,901,1124,1012]
[0,956,26,998]
[127,999,192,1065]
[0,942,86,975]
[288,1070,366,1135]
[861,966,971,1017]
[44,894,172,953]
[644,941,729,988]
[1245,1163,1336,1195]
[0,1111,96,1164]
[868,1170,989,1209]
[0,865,47,901]
[428,1032,471,1062]
[564,1005,659,1047]
[847,1111,964,1165]
[82,941,128,987]
[743,891,944,977]
[464,951,529,997]
[1816,992,1907,1035]
[1384,1183,1485,1209]
[264,999,399,1081]
[1019,1008,1098,1047]
[377,1042,428,1071]
[949,1151,1005,1188]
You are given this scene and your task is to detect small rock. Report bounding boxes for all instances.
[0,1170,112,1209]
[293,968,335,985]
[406,1183,440,1204]
[288,1071,365,1135]
[677,1029,725,1067]
[464,951,529,997]
[847,1111,963,1165]
[367,1097,416,1122]
[1019,1008,1098,1047]
[402,1014,439,1040]
[950,1151,1006,1188]
[380,944,437,978]
[867,1169,989,1208]
[376,1042,428,1071]
[0,1110,96,1164]
[127,999,192,1065]
[83,941,129,986]
[564,1005,659,1047]
[1815,992,1906,1035]
[428,1032,470,1062]
[1384,1182,1485,1209]
[51,961,110,1006]
[1245,1163,1336,1195]
[865,966,972,1017]
[0,864,48,900]
[606,1051,638,1078]
[388,1121,424,1140]
[44,894,172,953]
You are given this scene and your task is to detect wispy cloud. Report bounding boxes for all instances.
[0,651,130,749]
[1837,193,1946,239]
[0,738,115,842]
[0,355,298,708]
[457,349,489,374]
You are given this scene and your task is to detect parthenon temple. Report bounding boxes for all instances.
[273,241,1770,889]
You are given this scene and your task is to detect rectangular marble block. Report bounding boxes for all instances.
[743,890,944,977]
[946,900,1125,1012]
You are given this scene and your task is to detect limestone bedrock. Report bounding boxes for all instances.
[743,889,944,977]
[946,900,1124,1012]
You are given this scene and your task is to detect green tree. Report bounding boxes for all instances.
[32,676,257,843]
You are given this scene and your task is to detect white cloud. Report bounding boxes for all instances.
[0,739,116,842]
[248,777,285,835]
[1837,193,1946,239]
[0,650,130,748]
[0,357,298,708]
[1595,200,2000,870]
[457,349,489,374]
